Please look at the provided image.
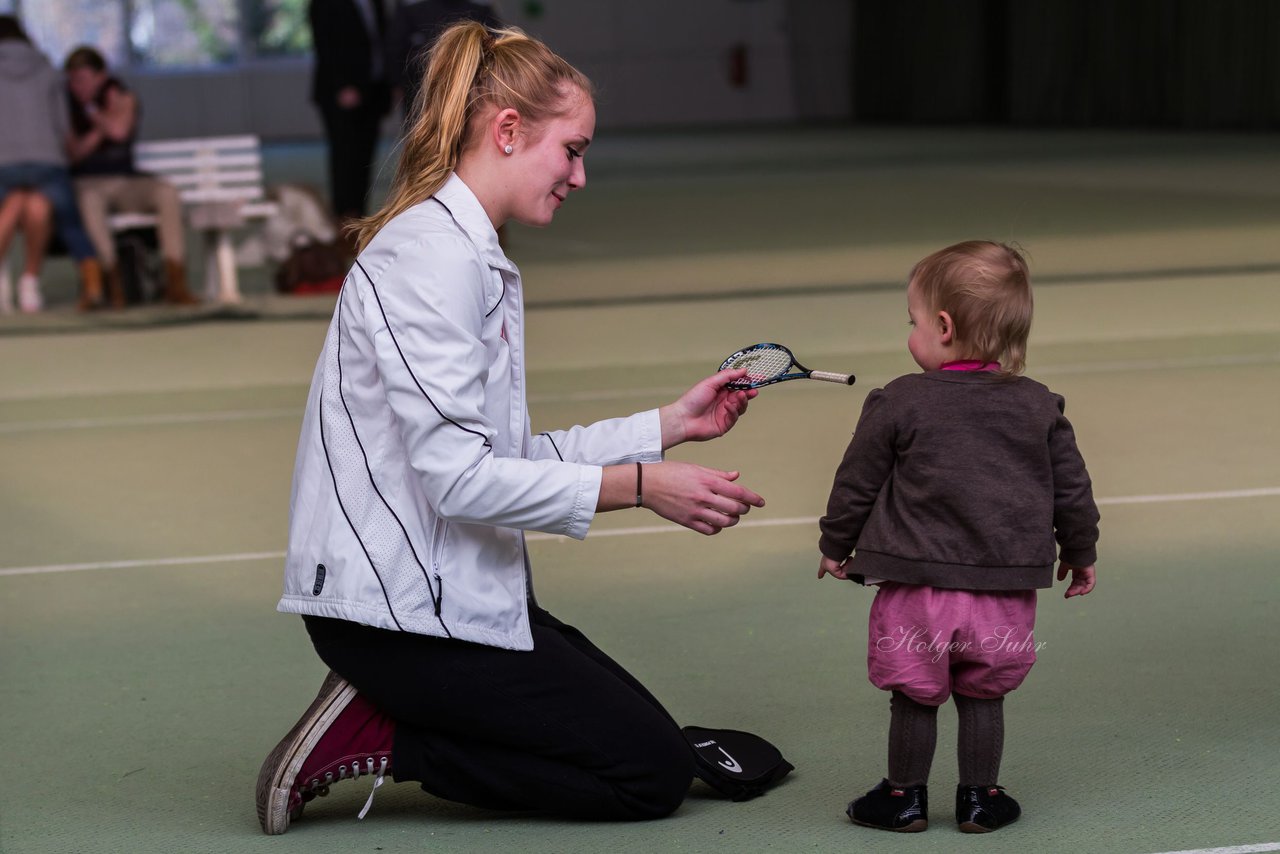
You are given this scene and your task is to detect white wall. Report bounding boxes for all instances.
[505,0,798,126]
[122,0,852,141]
[125,61,322,141]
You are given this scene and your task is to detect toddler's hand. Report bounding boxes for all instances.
[1057,562,1096,598]
[818,555,851,580]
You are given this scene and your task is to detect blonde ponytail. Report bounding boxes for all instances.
[352,22,593,251]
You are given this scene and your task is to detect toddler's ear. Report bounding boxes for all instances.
[937,310,954,343]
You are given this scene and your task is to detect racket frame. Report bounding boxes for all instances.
[720,342,855,389]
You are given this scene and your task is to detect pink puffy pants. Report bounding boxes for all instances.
[867,582,1039,706]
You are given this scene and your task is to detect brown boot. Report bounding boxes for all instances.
[77,259,105,311]
[105,266,126,309]
[163,259,199,305]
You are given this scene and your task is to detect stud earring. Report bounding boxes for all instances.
[504,145,513,155]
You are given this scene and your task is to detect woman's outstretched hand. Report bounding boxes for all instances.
[597,368,763,534]
[641,461,765,535]
[659,368,758,448]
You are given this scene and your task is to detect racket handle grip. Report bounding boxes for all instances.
[809,370,856,385]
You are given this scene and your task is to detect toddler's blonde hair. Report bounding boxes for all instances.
[909,241,1033,376]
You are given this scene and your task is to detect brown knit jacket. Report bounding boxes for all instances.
[818,371,1099,590]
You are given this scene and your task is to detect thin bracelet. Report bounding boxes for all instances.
[635,462,643,508]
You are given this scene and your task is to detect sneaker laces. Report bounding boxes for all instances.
[298,755,389,821]
[357,757,388,820]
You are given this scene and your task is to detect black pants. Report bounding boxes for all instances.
[317,100,383,221]
[303,608,694,820]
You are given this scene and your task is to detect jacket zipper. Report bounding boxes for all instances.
[430,517,448,618]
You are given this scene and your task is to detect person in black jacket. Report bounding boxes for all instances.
[308,0,392,227]
[386,0,501,123]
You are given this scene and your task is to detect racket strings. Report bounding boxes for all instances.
[732,348,793,381]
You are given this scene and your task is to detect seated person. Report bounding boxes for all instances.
[0,15,102,311]
[0,189,52,313]
[64,45,196,305]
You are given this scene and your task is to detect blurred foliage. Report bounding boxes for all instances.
[168,0,236,64]
[249,0,313,57]
[18,0,311,67]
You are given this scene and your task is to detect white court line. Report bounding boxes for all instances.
[1146,845,1280,854]
[531,353,1280,403]
[0,408,300,434]
[1034,351,1280,376]
[536,487,1280,536]
[1,487,1276,578]
[0,377,301,404]
[2,352,1278,435]
[0,551,285,577]
[527,513,811,542]
[1098,487,1280,505]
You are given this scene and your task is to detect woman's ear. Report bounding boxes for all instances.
[493,107,521,154]
[936,310,954,344]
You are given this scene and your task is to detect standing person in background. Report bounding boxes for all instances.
[0,15,102,312]
[308,0,391,241]
[387,0,501,124]
[64,46,197,307]
[384,0,506,244]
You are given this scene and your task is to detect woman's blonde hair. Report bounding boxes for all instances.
[909,241,1033,376]
[352,21,593,250]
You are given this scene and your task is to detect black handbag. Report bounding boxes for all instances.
[682,725,794,801]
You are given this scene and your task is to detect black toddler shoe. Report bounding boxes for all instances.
[846,778,928,832]
[956,784,1021,832]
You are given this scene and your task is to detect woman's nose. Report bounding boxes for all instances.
[568,159,586,191]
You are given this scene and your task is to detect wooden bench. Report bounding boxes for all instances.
[111,134,277,303]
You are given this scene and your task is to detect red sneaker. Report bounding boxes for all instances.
[256,671,395,835]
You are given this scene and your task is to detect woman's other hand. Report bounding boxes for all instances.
[643,462,764,535]
[599,461,765,535]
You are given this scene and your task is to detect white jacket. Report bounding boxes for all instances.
[279,174,662,650]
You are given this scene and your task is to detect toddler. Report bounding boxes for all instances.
[818,240,1099,833]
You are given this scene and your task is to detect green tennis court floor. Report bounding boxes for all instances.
[2,127,1278,854]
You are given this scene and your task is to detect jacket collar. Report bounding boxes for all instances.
[434,173,517,274]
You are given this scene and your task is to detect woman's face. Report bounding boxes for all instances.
[67,66,106,105]
[505,90,595,228]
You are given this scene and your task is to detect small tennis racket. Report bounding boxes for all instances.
[719,343,856,390]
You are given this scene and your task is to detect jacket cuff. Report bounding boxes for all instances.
[565,464,602,540]
[638,408,664,462]
[1058,545,1097,567]
[818,534,852,563]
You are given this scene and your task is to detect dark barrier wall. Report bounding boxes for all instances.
[853,0,1280,127]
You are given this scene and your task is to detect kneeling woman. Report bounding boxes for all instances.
[257,21,765,833]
